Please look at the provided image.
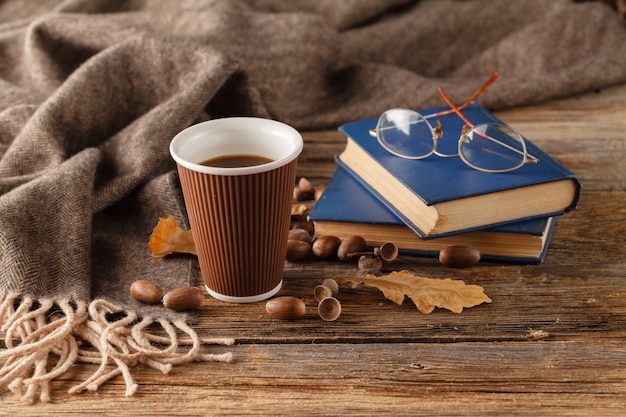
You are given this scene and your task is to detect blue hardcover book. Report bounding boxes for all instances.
[337,102,581,238]
[308,166,556,263]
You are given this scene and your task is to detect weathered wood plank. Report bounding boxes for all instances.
[2,342,624,416]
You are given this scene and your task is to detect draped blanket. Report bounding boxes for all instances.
[1,0,625,403]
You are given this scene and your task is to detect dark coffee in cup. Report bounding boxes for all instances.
[200,154,273,168]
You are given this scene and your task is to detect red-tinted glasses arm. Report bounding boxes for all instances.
[433,72,499,117]
[437,87,476,128]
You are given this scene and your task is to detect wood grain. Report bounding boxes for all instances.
[1,84,625,416]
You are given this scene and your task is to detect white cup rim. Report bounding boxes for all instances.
[170,117,303,176]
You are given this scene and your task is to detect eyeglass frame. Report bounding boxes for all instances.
[369,72,539,173]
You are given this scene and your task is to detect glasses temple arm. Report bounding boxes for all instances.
[437,88,476,128]
[431,72,499,118]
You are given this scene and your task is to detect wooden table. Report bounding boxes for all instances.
[2,84,625,416]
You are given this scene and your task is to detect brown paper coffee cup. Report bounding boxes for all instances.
[170,118,303,303]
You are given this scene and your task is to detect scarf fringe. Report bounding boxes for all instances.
[0,291,234,403]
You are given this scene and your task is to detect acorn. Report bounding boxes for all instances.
[286,239,312,261]
[337,235,368,261]
[298,177,315,196]
[130,279,163,305]
[288,228,311,243]
[358,255,383,274]
[291,219,314,234]
[439,245,481,268]
[312,235,341,259]
[162,286,204,311]
[314,183,326,201]
[266,296,306,320]
[293,186,304,202]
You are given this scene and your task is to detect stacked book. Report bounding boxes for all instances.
[308,103,581,263]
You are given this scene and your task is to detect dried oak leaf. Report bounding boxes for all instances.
[335,270,491,314]
[291,203,311,217]
[148,216,197,258]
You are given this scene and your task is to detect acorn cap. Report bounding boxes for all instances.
[322,278,339,295]
[357,255,382,274]
[318,297,341,321]
[377,242,399,262]
[314,285,334,302]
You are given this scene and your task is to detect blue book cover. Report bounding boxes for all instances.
[337,102,581,238]
[309,166,556,263]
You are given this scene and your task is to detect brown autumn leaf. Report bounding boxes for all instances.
[335,270,491,314]
[148,216,197,258]
[291,203,311,217]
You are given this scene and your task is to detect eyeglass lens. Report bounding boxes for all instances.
[460,123,527,172]
[376,109,435,159]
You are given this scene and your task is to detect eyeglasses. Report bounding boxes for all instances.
[370,73,538,173]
